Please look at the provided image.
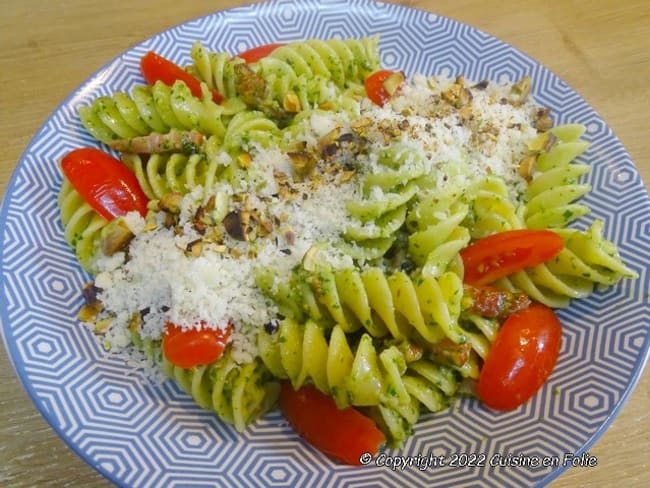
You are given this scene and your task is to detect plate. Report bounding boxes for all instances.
[1,1,649,486]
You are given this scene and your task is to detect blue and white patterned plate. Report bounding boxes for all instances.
[1,1,649,486]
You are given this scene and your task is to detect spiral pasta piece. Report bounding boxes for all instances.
[456,165,634,308]
[497,220,638,307]
[362,143,428,193]
[118,109,279,199]
[368,397,421,447]
[79,80,226,145]
[465,176,524,238]
[222,110,280,153]
[190,41,242,100]
[343,144,423,260]
[524,130,591,229]
[297,264,467,348]
[369,360,461,446]
[161,350,280,433]
[58,178,108,270]
[553,220,638,284]
[264,36,379,88]
[257,319,411,411]
[189,37,379,116]
[121,152,223,200]
[403,360,458,411]
[455,313,501,378]
[274,71,337,114]
[406,187,471,278]
[369,311,501,445]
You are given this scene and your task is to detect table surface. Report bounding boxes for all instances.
[1,0,649,486]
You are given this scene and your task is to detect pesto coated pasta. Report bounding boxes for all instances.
[61,36,638,458]
[257,320,410,410]
[58,178,108,271]
[162,350,280,433]
[79,80,228,144]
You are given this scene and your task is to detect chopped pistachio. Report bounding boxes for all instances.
[158,192,183,214]
[509,75,532,105]
[223,211,248,241]
[186,238,204,257]
[518,154,538,181]
[238,152,252,169]
[534,107,553,132]
[382,70,405,96]
[100,219,134,257]
[288,151,316,179]
[283,91,301,112]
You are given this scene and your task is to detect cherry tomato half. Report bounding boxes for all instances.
[140,51,223,104]
[279,383,385,465]
[460,229,564,286]
[477,303,562,410]
[162,322,232,369]
[236,43,285,63]
[61,147,149,221]
[364,69,401,106]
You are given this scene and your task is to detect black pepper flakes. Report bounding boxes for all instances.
[263,319,280,334]
[400,259,416,274]
[139,307,150,320]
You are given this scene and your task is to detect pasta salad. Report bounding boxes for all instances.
[58,36,637,464]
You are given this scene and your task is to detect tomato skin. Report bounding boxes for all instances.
[279,383,385,465]
[364,69,396,106]
[61,147,149,221]
[477,303,562,411]
[460,229,564,286]
[140,51,223,104]
[162,322,232,369]
[236,43,285,63]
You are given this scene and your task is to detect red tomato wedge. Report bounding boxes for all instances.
[364,69,401,106]
[140,50,223,104]
[236,43,285,63]
[460,229,564,286]
[61,148,149,221]
[279,383,385,465]
[477,303,562,410]
[162,322,232,369]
